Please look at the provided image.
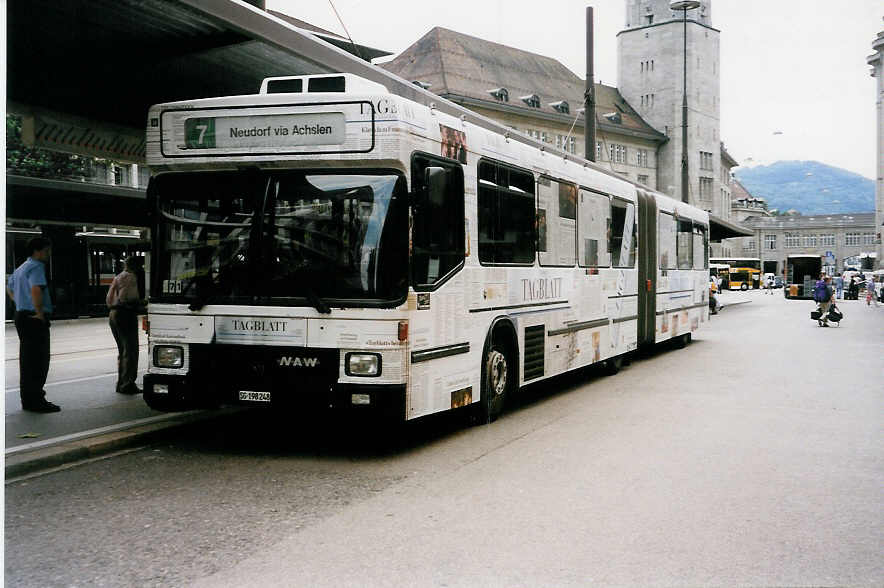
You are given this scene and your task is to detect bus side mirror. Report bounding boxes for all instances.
[424,166,447,208]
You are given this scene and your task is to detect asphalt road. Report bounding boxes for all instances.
[5,292,883,586]
[5,318,155,448]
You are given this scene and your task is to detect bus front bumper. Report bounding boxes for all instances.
[143,372,405,420]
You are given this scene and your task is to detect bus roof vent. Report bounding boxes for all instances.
[260,74,389,95]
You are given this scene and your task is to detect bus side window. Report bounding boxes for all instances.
[411,154,465,289]
[676,219,693,269]
[693,224,707,270]
[578,189,610,268]
[537,177,576,267]
[477,159,535,265]
[659,212,677,270]
[610,199,636,268]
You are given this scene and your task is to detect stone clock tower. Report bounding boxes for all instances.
[617,0,722,214]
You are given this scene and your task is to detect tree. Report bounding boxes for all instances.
[6,114,94,180]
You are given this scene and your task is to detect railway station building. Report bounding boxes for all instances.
[381,27,669,192]
[738,213,877,276]
[382,0,742,228]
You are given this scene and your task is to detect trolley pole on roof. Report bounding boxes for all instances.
[585,6,596,162]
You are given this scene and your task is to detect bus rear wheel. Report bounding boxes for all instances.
[603,355,623,375]
[673,333,691,349]
[480,344,511,423]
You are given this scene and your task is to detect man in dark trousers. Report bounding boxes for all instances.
[6,237,60,412]
[106,257,143,395]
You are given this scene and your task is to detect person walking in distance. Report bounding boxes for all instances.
[866,276,879,307]
[813,275,834,327]
[106,257,143,395]
[834,274,843,299]
[6,237,60,412]
[849,276,859,300]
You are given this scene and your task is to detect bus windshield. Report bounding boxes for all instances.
[152,170,408,307]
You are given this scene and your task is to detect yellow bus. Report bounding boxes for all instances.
[710,257,761,290]
[727,268,760,291]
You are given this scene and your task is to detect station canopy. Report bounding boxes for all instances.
[6,0,390,142]
[709,214,753,240]
[6,0,396,227]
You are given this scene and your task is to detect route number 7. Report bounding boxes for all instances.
[185,118,216,149]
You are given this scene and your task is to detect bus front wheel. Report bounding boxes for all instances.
[480,344,511,423]
[740,283,748,291]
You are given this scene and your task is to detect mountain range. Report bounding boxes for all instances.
[733,161,875,215]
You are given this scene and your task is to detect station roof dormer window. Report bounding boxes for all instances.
[412,80,431,89]
[488,88,509,102]
[549,100,570,114]
[520,94,541,108]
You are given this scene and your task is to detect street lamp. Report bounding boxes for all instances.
[670,0,700,204]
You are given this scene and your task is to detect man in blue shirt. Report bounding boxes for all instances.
[6,237,60,412]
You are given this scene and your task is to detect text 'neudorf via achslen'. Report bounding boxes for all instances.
[228,124,334,138]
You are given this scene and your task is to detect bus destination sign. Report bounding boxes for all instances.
[184,113,346,150]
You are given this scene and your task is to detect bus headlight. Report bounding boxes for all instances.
[154,345,184,368]
[346,353,381,377]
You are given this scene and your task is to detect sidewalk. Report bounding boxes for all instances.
[4,318,223,477]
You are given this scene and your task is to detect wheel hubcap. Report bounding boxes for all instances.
[489,351,507,396]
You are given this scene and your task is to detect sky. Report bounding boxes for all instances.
[267,0,882,180]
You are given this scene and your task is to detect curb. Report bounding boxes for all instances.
[5,408,242,479]
[721,299,752,308]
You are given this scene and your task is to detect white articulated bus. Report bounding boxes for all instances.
[142,73,710,422]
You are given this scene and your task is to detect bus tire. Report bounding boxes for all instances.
[480,343,512,423]
[673,333,691,349]
[603,355,623,375]
[740,283,748,291]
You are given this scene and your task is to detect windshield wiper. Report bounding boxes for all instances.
[185,276,216,311]
[303,284,332,314]
[279,266,332,314]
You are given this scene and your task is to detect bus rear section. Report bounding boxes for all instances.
[641,192,710,349]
